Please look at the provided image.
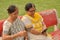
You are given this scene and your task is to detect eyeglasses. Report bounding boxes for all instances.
[29,10,36,12]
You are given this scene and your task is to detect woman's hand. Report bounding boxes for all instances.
[18,30,27,37]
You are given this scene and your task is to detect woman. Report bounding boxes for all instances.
[2,5,27,40]
[21,3,52,40]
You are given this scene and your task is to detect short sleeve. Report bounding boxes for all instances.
[3,21,12,35]
[21,16,32,26]
[21,16,33,31]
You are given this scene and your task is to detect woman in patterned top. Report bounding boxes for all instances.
[2,5,27,40]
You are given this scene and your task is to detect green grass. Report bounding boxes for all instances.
[0,0,60,33]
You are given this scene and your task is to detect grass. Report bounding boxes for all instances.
[0,0,60,33]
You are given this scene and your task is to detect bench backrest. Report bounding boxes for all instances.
[39,9,58,28]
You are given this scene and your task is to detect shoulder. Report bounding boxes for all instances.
[3,20,12,26]
[22,15,27,19]
[35,12,42,18]
[21,15,30,21]
[3,20,12,29]
[35,12,43,21]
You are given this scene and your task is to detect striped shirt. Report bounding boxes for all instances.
[3,18,25,40]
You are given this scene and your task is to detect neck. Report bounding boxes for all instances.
[31,15,34,18]
[7,16,17,23]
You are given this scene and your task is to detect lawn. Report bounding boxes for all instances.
[0,0,60,33]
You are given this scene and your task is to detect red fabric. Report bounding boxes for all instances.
[50,30,60,40]
[39,9,57,28]
[0,20,5,36]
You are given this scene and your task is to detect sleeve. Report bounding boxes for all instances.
[3,22,11,35]
[21,16,33,31]
[21,16,32,26]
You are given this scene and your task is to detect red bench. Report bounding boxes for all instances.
[0,20,5,36]
[51,30,60,40]
[39,9,60,40]
[39,9,58,28]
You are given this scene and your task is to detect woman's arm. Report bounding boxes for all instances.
[30,28,41,35]
[2,30,27,40]
[25,25,41,35]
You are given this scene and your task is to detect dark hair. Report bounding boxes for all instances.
[25,3,35,11]
[7,5,16,14]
